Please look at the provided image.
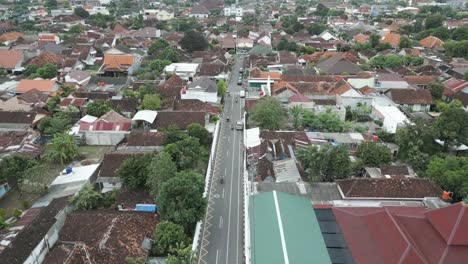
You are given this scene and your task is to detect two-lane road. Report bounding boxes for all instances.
[199,56,245,264]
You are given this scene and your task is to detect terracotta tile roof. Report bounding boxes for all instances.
[272,80,299,95]
[353,33,369,44]
[381,33,401,47]
[98,152,145,177]
[359,85,376,95]
[328,80,353,95]
[59,97,87,107]
[301,52,360,64]
[173,99,219,115]
[282,75,343,82]
[419,36,444,49]
[0,31,24,42]
[199,63,227,76]
[126,131,166,146]
[102,54,134,72]
[403,75,436,85]
[0,50,23,69]
[152,111,205,130]
[337,178,442,198]
[333,203,468,264]
[16,79,56,94]
[0,111,36,124]
[249,68,281,79]
[45,211,156,264]
[28,51,62,67]
[288,93,311,103]
[17,88,49,104]
[386,89,433,105]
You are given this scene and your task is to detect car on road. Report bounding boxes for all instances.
[237,78,242,85]
[236,121,244,130]
[239,67,243,73]
[240,90,245,98]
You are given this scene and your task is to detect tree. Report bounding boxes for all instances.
[289,105,303,130]
[45,0,57,8]
[297,145,351,182]
[443,40,468,59]
[307,23,327,35]
[302,109,350,132]
[70,185,103,210]
[434,105,468,149]
[428,82,445,100]
[44,132,79,165]
[399,36,413,48]
[118,154,154,190]
[148,59,171,74]
[36,64,57,79]
[149,39,169,55]
[187,123,210,145]
[369,33,380,48]
[160,47,180,63]
[38,115,72,135]
[395,118,439,159]
[180,30,208,52]
[452,26,468,41]
[250,97,287,130]
[85,100,114,117]
[425,14,443,30]
[166,244,196,264]
[164,137,203,171]
[425,156,468,202]
[147,152,177,198]
[69,24,84,34]
[0,156,37,190]
[138,83,155,99]
[217,80,227,97]
[158,171,206,232]
[356,142,392,167]
[431,26,450,40]
[142,94,161,110]
[74,7,90,18]
[163,125,188,145]
[153,221,190,256]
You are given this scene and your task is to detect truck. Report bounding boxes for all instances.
[240,90,245,98]
[236,121,244,130]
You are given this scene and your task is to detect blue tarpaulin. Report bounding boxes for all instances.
[135,204,157,212]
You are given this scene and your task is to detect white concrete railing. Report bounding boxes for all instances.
[192,120,221,252]
[243,111,251,264]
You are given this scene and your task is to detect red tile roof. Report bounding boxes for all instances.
[0,50,23,69]
[16,79,56,94]
[381,33,401,47]
[419,36,444,49]
[59,97,87,107]
[333,203,468,264]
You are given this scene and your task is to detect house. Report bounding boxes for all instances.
[28,51,63,68]
[198,63,229,80]
[403,75,437,89]
[0,131,42,160]
[236,38,254,53]
[64,70,91,86]
[316,55,362,75]
[16,79,59,95]
[189,4,210,19]
[353,33,369,44]
[0,50,24,73]
[381,33,400,47]
[181,76,218,103]
[385,89,433,112]
[0,32,24,45]
[221,34,236,50]
[333,202,468,264]
[419,36,444,49]
[38,34,60,45]
[110,97,138,117]
[374,73,409,91]
[85,76,128,93]
[99,54,140,76]
[442,78,468,97]
[164,63,199,81]
[95,152,145,191]
[336,178,442,199]
[277,50,297,65]
[156,8,174,21]
[44,210,156,263]
[152,111,207,130]
[117,131,166,152]
[248,67,281,89]
[78,110,131,145]
[224,4,243,17]
[58,96,87,111]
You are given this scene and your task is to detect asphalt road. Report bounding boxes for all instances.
[198,56,245,264]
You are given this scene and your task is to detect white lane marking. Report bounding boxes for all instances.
[219,216,223,229]
[216,249,219,264]
[225,124,237,264]
[224,167,227,175]
[273,191,289,264]
[222,188,225,198]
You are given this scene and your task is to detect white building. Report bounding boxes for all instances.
[224,4,243,17]
[181,76,218,103]
[164,63,199,81]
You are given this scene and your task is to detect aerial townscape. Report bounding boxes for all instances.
[0,0,467,263]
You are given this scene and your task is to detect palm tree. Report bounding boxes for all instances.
[290,105,304,130]
[44,132,79,165]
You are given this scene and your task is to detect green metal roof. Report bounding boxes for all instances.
[249,191,332,264]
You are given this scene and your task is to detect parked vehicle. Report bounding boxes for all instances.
[240,90,245,98]
[236,121,244,130]
[239,67,244,73]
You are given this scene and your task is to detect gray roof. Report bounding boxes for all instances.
[316,55,361,75]
[39,42,68,55]
[188,76,217,92]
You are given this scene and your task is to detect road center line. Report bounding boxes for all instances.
[216,249,219,264]
[219,216,223,229]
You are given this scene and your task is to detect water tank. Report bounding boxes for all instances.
[65,166,73,174]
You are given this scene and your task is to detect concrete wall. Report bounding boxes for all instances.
[85,131,128,145]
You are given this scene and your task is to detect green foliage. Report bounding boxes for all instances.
[44,132,79,165]
[217,80,227,97]
[147,152,177,198]
[70,185,103,210]
[302,109,350,132]
[164,137,203,171]
[425,14,444,30]
[68,24,85,34]
[86,13,115,29]
[160,47,180,63]
[149,39,169,55]
[181,30,208,52]
[153,221,190,256]
[118,154,154,190]
[74,7,90,18]
[425,156,468,202]
[369,33,380,48]
[307,23,327,35]
[452,26,468,41]
[36,64,57,79]
[138,83,155,99]
[128,14,144,30]
[12,208,22,218]
[21,200,30,210]
[166,243,196,264]
[187,123,210,145]
[289,105,304,130]
[85,100,114,117]
[356,142,392,167]
[158,171,206,232]
[428,82,445,100]
[399,36,413,48]
[125,257,146,264]
[250,97,287,130]
[45,0,57,8]
[434,104,468,149]
[149,59,172,74]
[142,94,161,110]
[0,215,6,230]
[38,115,72,135]
[276,37,299,52]
[297,145,351,182]
[0,155,37,189]
[369,55,423,69]
[163,125,188,145]
[300,46,315,55]
[444,40,468,59]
